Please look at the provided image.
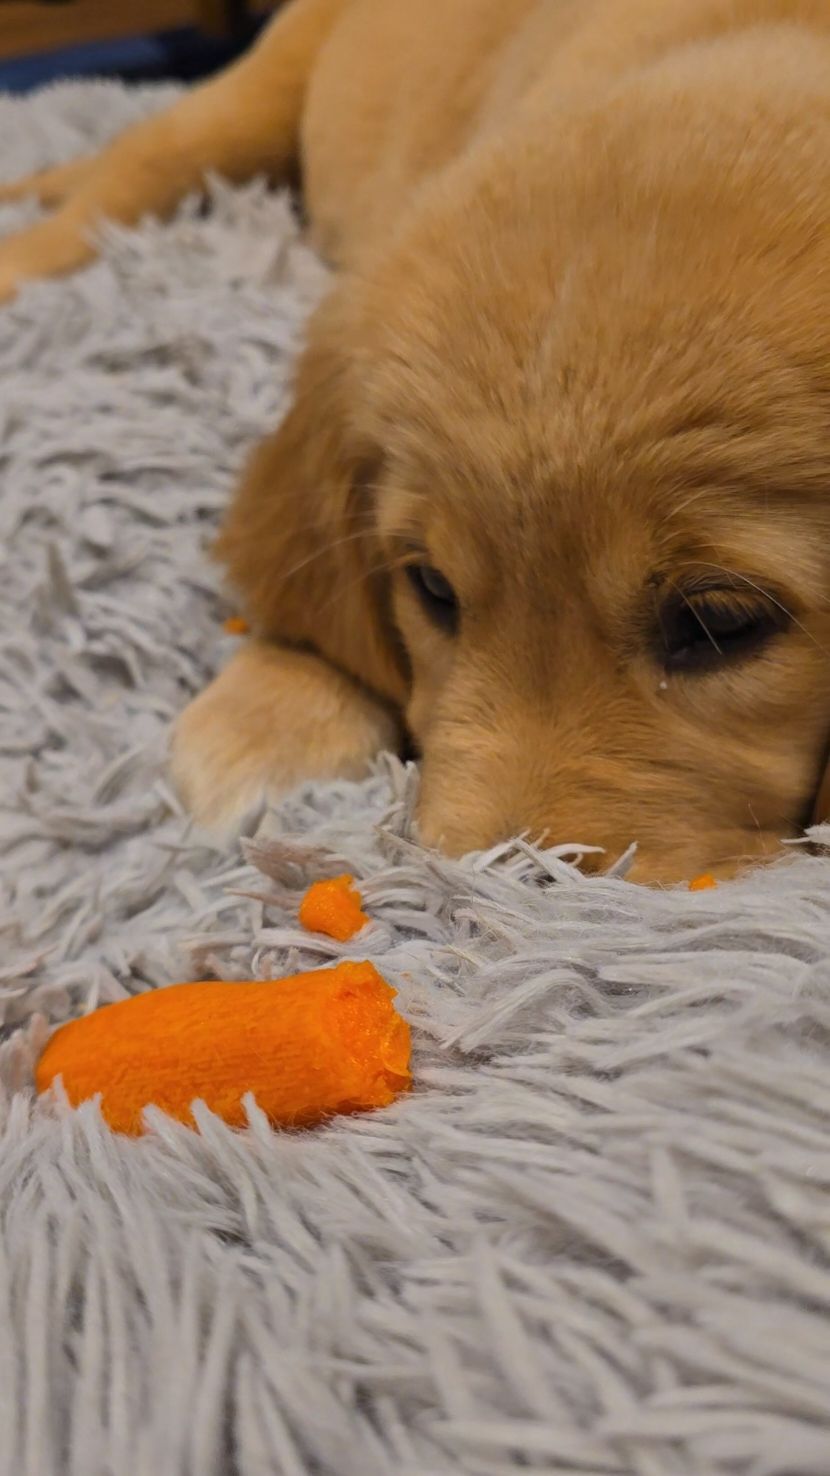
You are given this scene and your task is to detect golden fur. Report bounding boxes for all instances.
[4,0,830,880]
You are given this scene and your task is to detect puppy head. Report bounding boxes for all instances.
[220,29,830,881]
[354,36,830,880]
[377,450,830,882]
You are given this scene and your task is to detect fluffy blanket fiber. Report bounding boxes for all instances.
[1,80,830,1476]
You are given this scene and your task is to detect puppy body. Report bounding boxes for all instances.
[4,0,830,878]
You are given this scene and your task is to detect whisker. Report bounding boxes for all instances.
[677,560,829,658]
[708,840,778,869]
[273,529,380,590]
[662,486,714,523]
[314,554,403,619]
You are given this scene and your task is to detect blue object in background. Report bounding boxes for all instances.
[0,18,267,94]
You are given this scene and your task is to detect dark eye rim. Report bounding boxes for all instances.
[657,583,790,673]
[404,562,459,633]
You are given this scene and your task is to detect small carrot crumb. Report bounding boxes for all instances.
[300,874,369,941]
[223,615,250,635]
[688,873,717,892]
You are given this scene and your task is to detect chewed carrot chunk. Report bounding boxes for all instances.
[223,615,250,635]
[35,962,411,1135]
[299,874,369,941]
[688,873,717,892]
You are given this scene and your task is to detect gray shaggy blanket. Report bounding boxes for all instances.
[1,81,830,1476]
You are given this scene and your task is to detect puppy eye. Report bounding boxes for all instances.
[659,588,787,673]
[405,563,459,632]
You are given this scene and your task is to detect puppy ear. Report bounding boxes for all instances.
[215,301,408,707]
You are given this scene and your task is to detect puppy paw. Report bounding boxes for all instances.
[170,641,401,838]
[0,218,94,304]
[0,157,93,207]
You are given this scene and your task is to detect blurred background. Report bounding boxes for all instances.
[0,0,277,93]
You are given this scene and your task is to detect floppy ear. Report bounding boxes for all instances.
[215,298,408,707]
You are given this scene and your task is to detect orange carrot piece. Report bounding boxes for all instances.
[688,873,717,891]
[35,962,410,1136]
[299,874,369,941]
[223,615,250,635]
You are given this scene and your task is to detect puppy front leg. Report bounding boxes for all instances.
[0,157,97,207]
[170,641,401,836]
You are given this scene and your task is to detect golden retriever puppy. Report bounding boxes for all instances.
[3,0,830,881]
